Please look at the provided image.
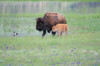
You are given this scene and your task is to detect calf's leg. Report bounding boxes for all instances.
[66,31,68,36]
[58,31,61,37]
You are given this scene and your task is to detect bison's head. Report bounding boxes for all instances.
[36,18,44,31]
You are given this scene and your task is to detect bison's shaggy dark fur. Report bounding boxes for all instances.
[36,12,67,37]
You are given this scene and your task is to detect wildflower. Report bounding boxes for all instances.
[24,50,27,52]
[76,62,80,64]
[13,45,15,49]
[63,56,65,58]
[97,57,99,62]
[6,47,9,50]
[13,44,15,47]
[8,64,11,66]
[71,62,75,65]
[8,54,10,56]
[29,61,32,63]
[56,53,58,55]
[71,50,73,52]
[45,62,47,64]
[52,64,55,66]
[38,46,40,49]
[51,59,54,61]
[95,63,97,66]
[13,48,15,50]
[4,44,7,46]
[64,63,66,65]
[87,58,89,60]
[12,63,14,65]
[85,56,86,58]
[10,47,12,49]
[2,49,4,51]
[41,48,43,50]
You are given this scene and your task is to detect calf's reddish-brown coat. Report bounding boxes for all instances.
[52,24,68,36]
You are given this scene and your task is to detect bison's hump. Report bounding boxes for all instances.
[44,12,63,17]
[43,12,67,24]
[43,12,64,20]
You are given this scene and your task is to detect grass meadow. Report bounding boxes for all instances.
[0,2,100,65]
[0,33,100,66]
[0,13,100,66]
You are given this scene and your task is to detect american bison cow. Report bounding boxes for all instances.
[52,24,68,36]
[36,12,67,37]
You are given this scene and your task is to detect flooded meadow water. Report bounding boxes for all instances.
[0,17,43,36]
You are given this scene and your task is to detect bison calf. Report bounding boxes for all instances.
[52,24,68,36]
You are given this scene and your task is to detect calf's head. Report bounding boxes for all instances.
[36,18,44,31]
[52,26,57,32]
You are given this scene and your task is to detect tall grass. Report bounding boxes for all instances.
[0,13,100,19]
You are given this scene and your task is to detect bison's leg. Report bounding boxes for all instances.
[42,30,46,38]
[47,30,50,33]
[46,27,51,33]
[52,32,56,36]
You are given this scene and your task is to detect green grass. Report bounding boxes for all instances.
[0,13,100,19]
[0,33,100,66]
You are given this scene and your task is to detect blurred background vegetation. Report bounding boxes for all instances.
[0,2,100,16]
